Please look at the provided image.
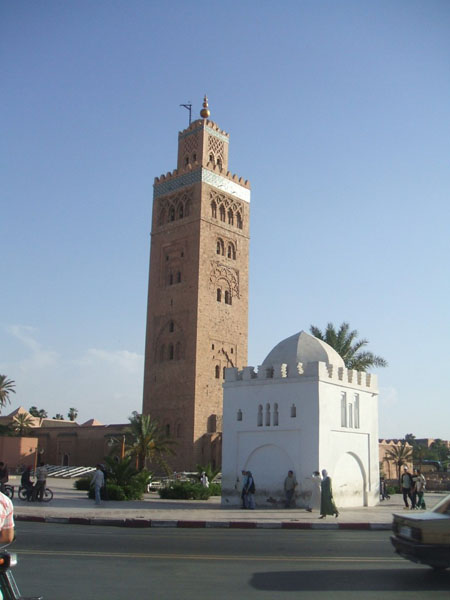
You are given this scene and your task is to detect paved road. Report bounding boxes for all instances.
[11,522,450,599]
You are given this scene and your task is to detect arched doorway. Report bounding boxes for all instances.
[333,452,367,507]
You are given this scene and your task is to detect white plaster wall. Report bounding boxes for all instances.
[222,362,379,508]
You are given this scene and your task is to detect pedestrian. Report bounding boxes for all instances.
[33,462,47,502]
[244,471,255,509]
[0,462,9,494]
[91,464,105,506]
[284,470,298,508]
[319,469,339,519]
[0,489,14,544]
[100,464,108,500]
[240,470,248,508]
[414,468,426,509]
[200,472,209,488]
[20,466,34,501]
[400,465,413,509]
[306,471,322,512]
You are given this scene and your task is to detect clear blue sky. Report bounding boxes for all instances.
[2,1,449,438]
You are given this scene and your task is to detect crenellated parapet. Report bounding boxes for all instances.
[154,162,250,189]
[225,360,378,390]
[178,118,229,141]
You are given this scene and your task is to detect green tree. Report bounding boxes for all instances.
[12,413,35,436]
[29,406,48,418]
[309,322,388,371]
[53,414,64,420]
[384,442,413,485]
[67,407,78,421]
[429,439,450,469]
[0,375,15,411]
[196,463,221,483]
[126,412,176,472]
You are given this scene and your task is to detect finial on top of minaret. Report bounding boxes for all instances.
[200,94,210,119]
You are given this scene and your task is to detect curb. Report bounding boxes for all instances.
[15,515,391,531]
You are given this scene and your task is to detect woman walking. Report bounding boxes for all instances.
[319,469,339,519]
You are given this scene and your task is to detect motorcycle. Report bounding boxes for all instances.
[0,547,43,599]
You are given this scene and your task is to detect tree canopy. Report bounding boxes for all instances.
[0,375,15,412]
[125,412,176,472]
[309,322,387,371]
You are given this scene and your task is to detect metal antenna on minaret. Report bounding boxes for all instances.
[180,102,192,126]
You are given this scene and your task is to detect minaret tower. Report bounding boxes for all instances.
[142,97,250,470]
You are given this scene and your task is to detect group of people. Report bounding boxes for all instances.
[400,465,426,510]
[283,469,339,518]
[20,462,48,501]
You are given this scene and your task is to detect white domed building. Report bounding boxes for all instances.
[221,331,379,508]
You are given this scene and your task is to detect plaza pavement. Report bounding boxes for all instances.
[10,476,447,531]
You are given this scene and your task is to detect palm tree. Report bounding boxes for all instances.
[196,463,221,483]
[309,322,388,371]
[29,406,48,418]
[126,411,176,472]
[384,442,413,485]
[12,413,35,436]
[67,408,78,422]
[53,414,64,420]
[0,375,15,411]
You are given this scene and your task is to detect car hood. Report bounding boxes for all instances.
[393,511,449,522]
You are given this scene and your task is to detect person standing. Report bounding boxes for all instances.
[414,468,426,509]
[33,462,47,502]
[319,469,339,519]
[200,472,209,488]
[284,470,298,508]
[20,466,34,501]
[240,470,248,508]
[401,466,413,509]
[306,471,322,512]
[244,471,255,509]
[91,464,105,506]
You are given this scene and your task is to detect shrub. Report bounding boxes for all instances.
[209,483,221,496]
[87,483,127,501]
[159,481,212,500]
[74,477,91,491]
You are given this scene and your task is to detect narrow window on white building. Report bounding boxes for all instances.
[354,394,360,429]
[257,405,263,427]
[237,409,242,422]
[265,403,271,426]
[348,403,353,428]
[273,403,279,426]
[291,404,296,418]
[341,393,347,427]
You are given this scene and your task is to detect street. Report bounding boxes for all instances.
[11,522,450,599]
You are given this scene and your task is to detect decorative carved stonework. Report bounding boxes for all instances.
[209,261,240,298]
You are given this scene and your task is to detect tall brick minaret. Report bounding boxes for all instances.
[142,97,250,470]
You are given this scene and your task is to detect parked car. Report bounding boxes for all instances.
[391,493,450,571]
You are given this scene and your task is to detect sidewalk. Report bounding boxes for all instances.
[10,477,446,531]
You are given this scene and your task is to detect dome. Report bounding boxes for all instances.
[262,330,345,369]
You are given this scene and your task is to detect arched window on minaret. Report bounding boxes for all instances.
[215,365,220,379]
[216,288,222,302]
[211,201,217,218]
[227,243,236,259]
[169,320,174,332]
[177,271,181,283]
[227,209,234,225]
[265,403,271,426]
[224,290,232,305]
[217,238,224,255]
[169,344,174,360]
[158,209,165,226]
[165,424,170,437]
[257,405,263,427]
[219,205,226,222]
[237,409,242,422]
[169,207,175,222]
[178,204,184,219]
[209,153,214,164]
[217,158,222,169]
[185,199,191,217]
[236,212,243,229]
[184,156,189,166]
